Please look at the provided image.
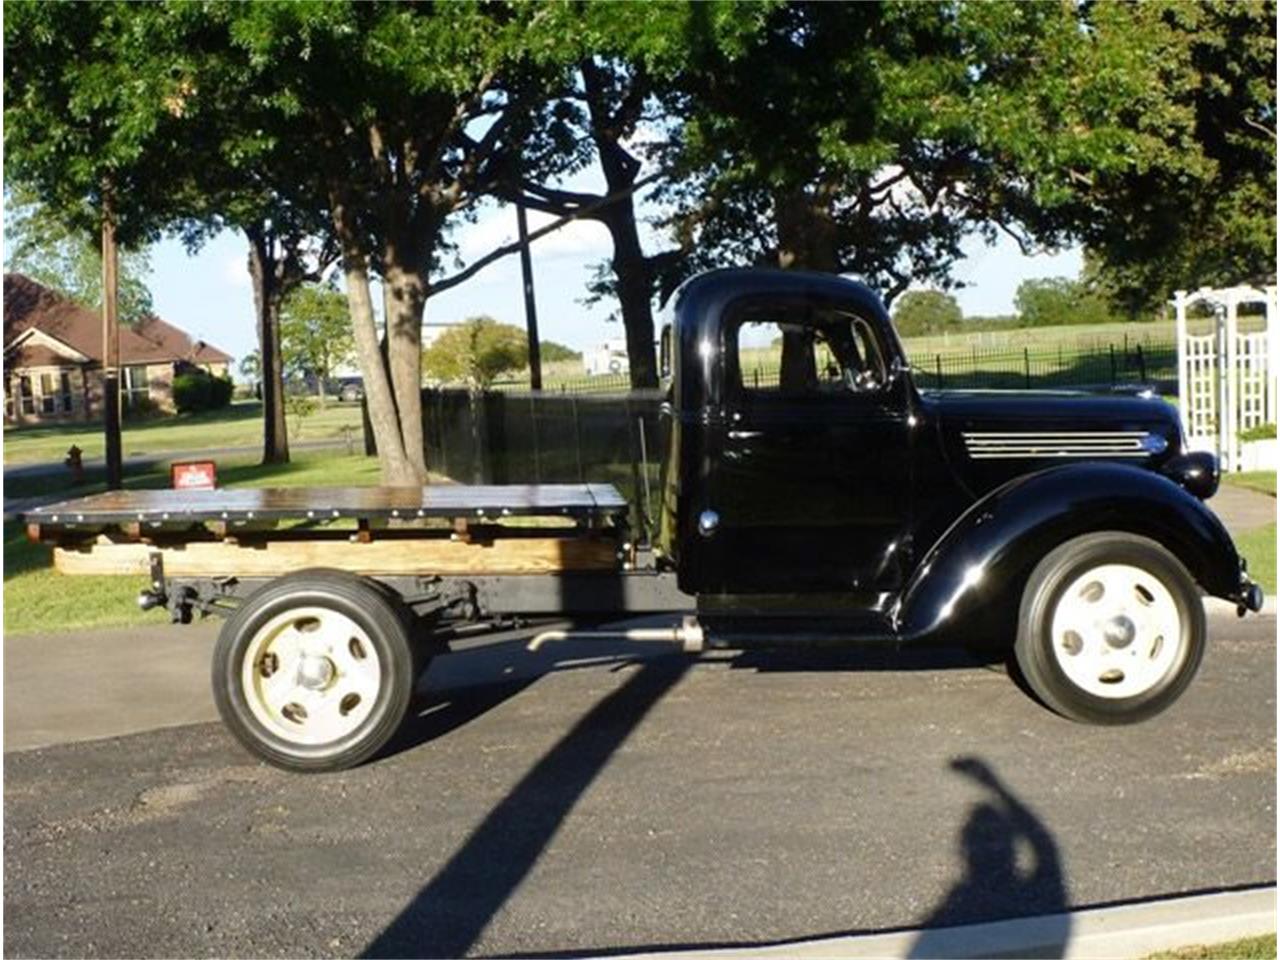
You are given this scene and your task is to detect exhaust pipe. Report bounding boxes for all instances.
[528,616,704,653]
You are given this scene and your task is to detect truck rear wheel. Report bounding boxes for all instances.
[1015,532,1204,724]
[212,570,419,772]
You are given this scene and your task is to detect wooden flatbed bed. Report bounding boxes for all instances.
[23,483,633,578]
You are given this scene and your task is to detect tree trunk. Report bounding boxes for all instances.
[246,228,289,465]
[330,196,418,486]
[600,203,659,390]
[582,59,659,390]
[773,186,839,273]
[382,249,429,480]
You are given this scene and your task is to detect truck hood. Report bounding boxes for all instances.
[923,388,1180,434]
[920,388,1183,497]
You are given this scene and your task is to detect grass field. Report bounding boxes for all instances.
[1147,933,1277,960]
[3,400,364,466]
[3,451,388,635]
[491,318,1195,394]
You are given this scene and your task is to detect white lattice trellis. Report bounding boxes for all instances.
[1174,284,1277,471]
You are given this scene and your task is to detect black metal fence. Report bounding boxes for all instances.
[909,337,1177,391]
[485,337,1178,396]
[421,388,665,526]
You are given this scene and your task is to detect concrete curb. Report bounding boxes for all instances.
[628,887,1276,960]
[1205,596,1277,617]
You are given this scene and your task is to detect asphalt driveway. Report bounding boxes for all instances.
[3,612,1274,958]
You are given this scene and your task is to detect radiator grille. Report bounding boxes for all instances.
[962,431,1155,460]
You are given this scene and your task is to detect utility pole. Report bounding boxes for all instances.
[101,192,123,490]
[515,201,542,391]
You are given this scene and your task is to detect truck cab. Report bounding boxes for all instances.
[656,269,1257,642]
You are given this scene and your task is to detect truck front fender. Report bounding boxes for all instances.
[894,463,1242,643]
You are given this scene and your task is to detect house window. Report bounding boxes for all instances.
[124,365,150,407]
[39,373,56,414]
[60,372,73,412]
[19,375,34,415]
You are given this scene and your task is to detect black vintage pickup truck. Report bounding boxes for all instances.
[24,268,1263,772]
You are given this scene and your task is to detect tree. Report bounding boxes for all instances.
[540,340,581,363]
[5,1,202,487]
[4,192,155,323]
[891,291,963,337]
[280,283,355,404]
[1014,278,1112,328]
[663,1,1234,304]
[239,350,261,383]
[423,318,528,389]
[215,3,583,484]
[1077,2,1276,317]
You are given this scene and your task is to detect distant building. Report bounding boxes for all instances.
[3,273,232,424]
[584,337,630,377]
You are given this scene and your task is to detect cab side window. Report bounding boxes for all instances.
[733,303,887,396]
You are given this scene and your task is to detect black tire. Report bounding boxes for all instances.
[1015,532,1205,724]
[212,569,420,772]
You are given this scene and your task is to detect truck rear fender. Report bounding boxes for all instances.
[893,463,1242,643]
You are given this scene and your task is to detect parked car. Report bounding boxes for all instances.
[335,376,364,402]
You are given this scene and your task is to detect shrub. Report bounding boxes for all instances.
[1240,423,1276,443]
[124,395,162,421]
[172,370,234,413]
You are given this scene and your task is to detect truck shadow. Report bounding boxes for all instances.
[362,655,691,958]
[729,643,1007,674]
[380,631,666,758]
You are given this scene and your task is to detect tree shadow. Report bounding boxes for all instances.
[907,756,1070,958]
[361,654,690,958]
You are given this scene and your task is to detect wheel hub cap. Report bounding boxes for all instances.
[1102,615,1137,650]
[296,654,336,690]
[240,606,382,747]
[1049,562,1184,699]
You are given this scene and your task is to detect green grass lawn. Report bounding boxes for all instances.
[1147,933,1276,959]
[1224,471,1277,497]
[1235,522,1276,595]
[4,451,385,635]
[3,399,364,465]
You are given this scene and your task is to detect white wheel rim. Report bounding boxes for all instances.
[1049,563,1183,699]
[241,606,382,748]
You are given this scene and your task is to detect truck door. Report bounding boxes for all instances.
[711,295,913,595]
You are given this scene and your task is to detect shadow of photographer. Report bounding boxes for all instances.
[908,756,1070,959]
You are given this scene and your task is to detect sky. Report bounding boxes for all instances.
[148,197,1082,378]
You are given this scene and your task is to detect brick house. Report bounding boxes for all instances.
[3,273,232,425]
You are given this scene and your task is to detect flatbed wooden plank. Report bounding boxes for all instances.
[22,483,629,528]
[53,534,620,577]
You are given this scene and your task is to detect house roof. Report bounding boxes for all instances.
[134,314,232,365]
[3,273,231,367]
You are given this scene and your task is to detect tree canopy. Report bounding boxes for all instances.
[5,0,1273,485]
[423,317,529,389]
[892,291,963,338]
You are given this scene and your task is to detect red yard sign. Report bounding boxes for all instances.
[170,460,217,490]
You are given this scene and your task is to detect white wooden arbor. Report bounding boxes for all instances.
[1173,284,1277,471]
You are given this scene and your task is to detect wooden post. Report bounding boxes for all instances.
[1173,290,1189,437]
[515,201,543,391]
[101,197,123,490]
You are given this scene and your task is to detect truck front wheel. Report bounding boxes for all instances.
[1015,532,1205,724]
[212,570,419,772]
